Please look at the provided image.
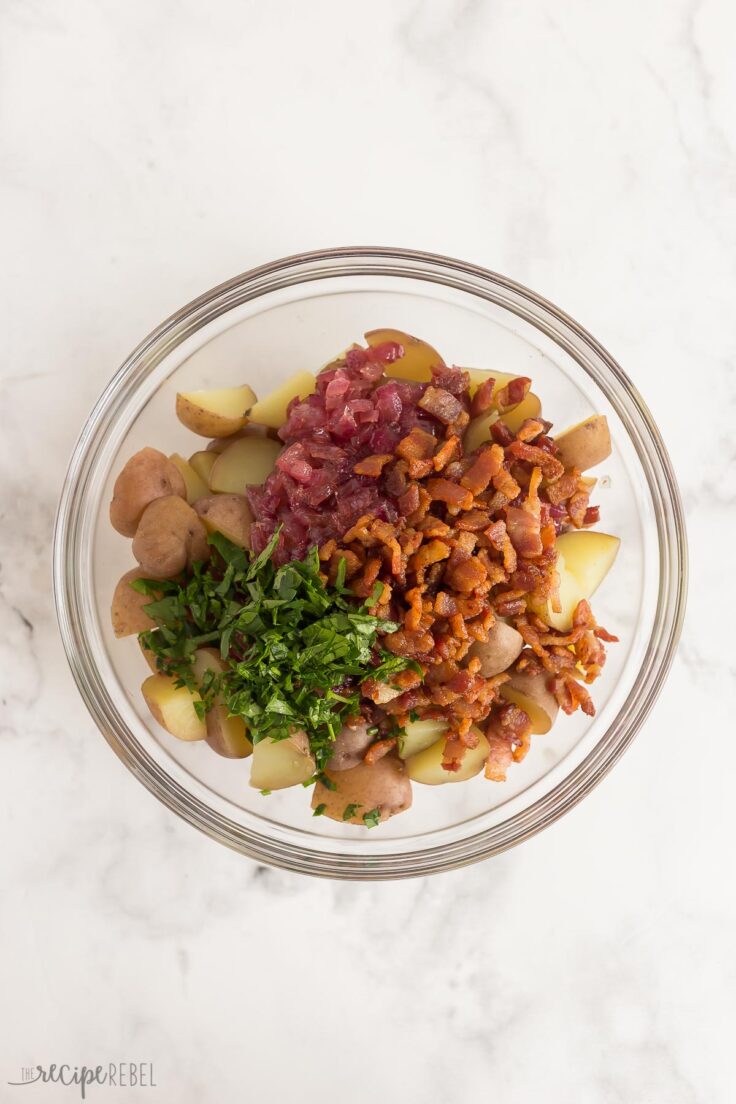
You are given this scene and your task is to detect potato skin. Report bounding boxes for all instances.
[327,719,373,772]
[110,568,157,638]
[554,414,611,471]
[500,671,559,735]
[311,754,412,824]
[175,385,256,439]
[469,621,524,677]
[194,494,252,549]
[132,495,210,579]
[109,447,186,537]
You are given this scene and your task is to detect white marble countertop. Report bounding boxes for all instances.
[1,2,733,1101]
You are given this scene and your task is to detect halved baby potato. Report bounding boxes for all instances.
[188,449,218,484]
[142,674,206,741]
[499,391,542,434]
[398,718,448,760]
[365,328,445,382]
[111,568,158,638]
[132,495,210,579]
[463,388,542,451]
[311,755,412,824]
[109,447,187,537]
[169,453,210,504]
[192,648,252,759]
[175,385,257,438]
[195,494,253,549]
[554,414,611,471]
[407,728,491,785]
[247,371,316,429]
[209,436,282,493]
[249,729,315,790]
[541,531,621,631]
[468,620,524,677]
[500,672,559,735]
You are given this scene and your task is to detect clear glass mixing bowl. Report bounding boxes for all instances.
[53,248,687,878]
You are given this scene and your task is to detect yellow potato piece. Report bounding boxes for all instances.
[195,494,253,549]
[554,414,611,471]
[142,674,206,742]
[499,391,542,434]
[500,673,559,735]
[188,449,218,484]
[191,648,252,760]
[461,367,516,398]
[540,532,621,631]
[463,410,500,454]
[169,453,210,504]
[407,728,490,785]
[209,436,282,493]
[247,371,316,429]
[398,718,448,760]
[249,730,315,790]
[365,328,445,383]
[176,385,257,438]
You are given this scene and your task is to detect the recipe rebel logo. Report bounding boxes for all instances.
[7,1062,157,1098]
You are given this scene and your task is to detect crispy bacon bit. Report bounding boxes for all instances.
[434,591,458,617]
[419,386,465,425]
[471,376,496,416]
[507,440,565,481]
[361,678,403,705]
[492,466,521,500]
[433,435,460,471]
[328,549,361,582]
[396,427,437,462]
[446,556,488,593]
[363,737,397,765]
[461,444,504,494]
[516,418,545,442]
[385,629,435,656]
[496,376,531,412]
[353,453,394,477]
[441,738,466,772]
[319,539,337,561]
[583,505,600,526]
[484,703,532,780]
[410,539,452,575]
[398,483,420,517]
[427,478,474,511]
[506,506,543,558]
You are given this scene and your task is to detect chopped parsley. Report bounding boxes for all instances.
[135,529,414,770]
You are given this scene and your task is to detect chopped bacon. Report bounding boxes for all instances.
[496,376,531,411]
[433,435,460,471]
[461,444,504,494]
[398,483,420,517]
[427,478,474,511]
[516,418,545,443]
[353,453,394,477]
[410,539,452,574]
[456,509,492,531]
[396,427,437,462]
[583,505,600,527]
[492,466,521,499]
[471,376,496,416]
[506,506,543,558]
[363,737,397,765]
[506,440,565,481]
[418,386,465,425]
[445,556,488,593]
[384,629,435,656]
[484,702,532,780]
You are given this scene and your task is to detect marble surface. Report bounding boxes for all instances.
[1,1,734,1101]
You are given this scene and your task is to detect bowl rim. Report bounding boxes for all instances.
[53,245,688,879]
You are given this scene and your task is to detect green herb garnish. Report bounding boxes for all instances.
[313,803,327,817]
[342,803,362,821]
[137,530,414,770]
[362,808,381,828]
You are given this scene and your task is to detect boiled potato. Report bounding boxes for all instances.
[209,436,282,493]
[247,371,316,429]
[462,367,516,398]
[195,494,253,549]
[463,409,500,454]
[398,718,447,760]
[469,621,524,677]
[192,648,252,759]
[169,453,209,504]
[554,414,611,471]
[188,449,218,484]
[500,391,542,434]
[365,328,445,383]
[407,728,490,785]
[109,447,186,537]
[132,495,210,579]
[204,424,274,454]
[556,531,620,602]
[142,674,206,741]
[249,729,315,790]
[328,719,373,771]
[540,531,621,631]
[110,568,158,638]
[175,384,256,438]
[500,672,559,735]
[311,755,412,823]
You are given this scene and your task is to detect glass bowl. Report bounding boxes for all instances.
[53,247,687,879]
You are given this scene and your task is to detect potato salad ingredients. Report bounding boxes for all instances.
[109,327,619,828]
